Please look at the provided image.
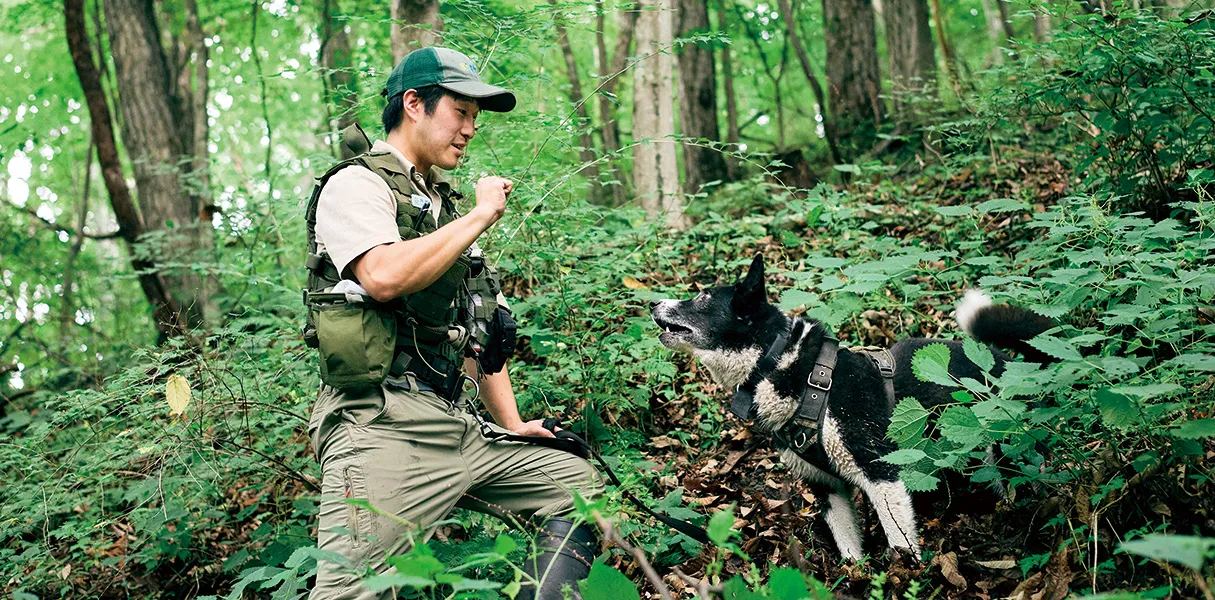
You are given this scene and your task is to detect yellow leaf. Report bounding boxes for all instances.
[622,276,648,290]
[166,374,191,416]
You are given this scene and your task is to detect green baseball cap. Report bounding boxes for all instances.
[383,47,516,113]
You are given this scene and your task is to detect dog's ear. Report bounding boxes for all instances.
[732,254,767,314]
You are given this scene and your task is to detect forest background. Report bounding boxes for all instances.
[1,0,1214,597]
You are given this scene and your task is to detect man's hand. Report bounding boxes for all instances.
[510,418,556,438]
[472,176,512,224]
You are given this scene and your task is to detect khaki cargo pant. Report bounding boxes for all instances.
[307,377,604,600]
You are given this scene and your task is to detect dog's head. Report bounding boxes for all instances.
[650,254,775,354]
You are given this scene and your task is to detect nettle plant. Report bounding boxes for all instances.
[884,192,1215,512]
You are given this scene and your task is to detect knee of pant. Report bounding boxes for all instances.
[537,458,606,518]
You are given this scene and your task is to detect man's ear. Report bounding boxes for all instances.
[732,254,767,314]
[401,89,423,124]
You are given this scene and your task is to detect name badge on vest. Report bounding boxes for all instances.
[410,194,431,212]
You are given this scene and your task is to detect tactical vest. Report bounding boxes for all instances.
[302,127,503,392]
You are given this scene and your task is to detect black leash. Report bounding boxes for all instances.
[472,413,711,544]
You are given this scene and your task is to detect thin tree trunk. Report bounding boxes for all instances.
[929,0,964,101]
[882,0,936,117]
[390,0,441,62]
[777,0,842,163]
[1033,7,1051,42]
[596,1,638,206]
[65,0,187,337]
[60,135,94,343]
[550,0,605,204]
[321,0,359,148]
[718,0,740,179]
[104,0,207,330]
[633,0,686,229]
[821,0,884,153]
[676,0,728,193]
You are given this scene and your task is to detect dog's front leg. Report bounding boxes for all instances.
[864,478,921,558]
[810,484,864,562]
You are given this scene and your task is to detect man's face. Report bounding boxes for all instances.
[416,95,479,170]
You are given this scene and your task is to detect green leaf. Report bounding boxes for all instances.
[938,406,987,450]
[972,399,1026,426]
[900,470,941,492]
[912,343,955,386]
[880,448,928,465]
[779,289,817,311]
[494,533,518,556]
[887,398,930,447]
[963,337,995,373]
[1170,419,1215,439]
[1027,334,1082,362]
[833,163,860,174]
[707,505,736,546]
[362,573,435,591]
[722,576,764,599]
[1094,388,1141,430]
[578,562,640,600]
[1165,354,1215,372]
[1109,383,1183,400]
[933,205,973,217]
[975,198,1028,214]
[767,567,812,600]
[1119,534,1215,571]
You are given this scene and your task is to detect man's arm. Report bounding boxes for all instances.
[466,358,555,438]
[351,176,512,302]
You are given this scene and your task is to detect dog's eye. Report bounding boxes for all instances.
[695,291,710,303]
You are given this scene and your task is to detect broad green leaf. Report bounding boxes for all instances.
[963,337,995,373]
[1027,335,1082,362]
[779,289,817,311]
[361,573,435,592]
[1094,388,1140,430]
[707,505,736,546]
[880,448,928,465]
[1165,354,1215,372]
[900,470,941,492]
[1119,534,1215,571]
[912,343,955,387]
[888,398,930,447]
[938,406,987,450]
[975,198,1028,213]
[1170,419,1215,439]
[1109,383,1183,400]
[722,576,764,599]
[494,533,518,556]
[578,562,640,600]
[767,567,812,600]
[972,399,1026,426]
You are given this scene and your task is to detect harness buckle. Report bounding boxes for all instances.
[807,373,832,392]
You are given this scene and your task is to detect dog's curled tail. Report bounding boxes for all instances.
[956,290,1058,364]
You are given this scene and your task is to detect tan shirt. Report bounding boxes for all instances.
[315,140,447,278]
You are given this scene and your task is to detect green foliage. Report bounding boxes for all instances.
[1118,534,1215,572]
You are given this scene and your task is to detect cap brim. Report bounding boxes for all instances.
[439,81,517,113]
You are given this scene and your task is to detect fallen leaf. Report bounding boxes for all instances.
[933,551,968,590]
[622,276,648,290]
[975,559,1017,570]
[166,374,190,416]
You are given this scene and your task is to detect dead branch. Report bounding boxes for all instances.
[591,510,675,600]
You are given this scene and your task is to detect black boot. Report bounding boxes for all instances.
[518,518,598,600]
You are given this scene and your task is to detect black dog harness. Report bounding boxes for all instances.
[730,325,897,459]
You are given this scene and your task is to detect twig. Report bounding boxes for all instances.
[591,510,674,600]
[672,567,723,599]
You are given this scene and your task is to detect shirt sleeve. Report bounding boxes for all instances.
[315,165,402,279]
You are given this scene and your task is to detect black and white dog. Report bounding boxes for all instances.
[650,254,1054,561]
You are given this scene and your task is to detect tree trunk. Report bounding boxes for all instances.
[65,0,188,337]
[1033,8,1051,42]
[776,0,842,164]
[391,0,441,63]
[596,1,638,206]
[676,0,728,194]
[550,0,605,204]
[633,0,686,228]
[717,0,741,179]
[104,0,206,330]
[981,0,1016,64]
[321,0,359,147]
[882,0,936,116]
[929,0,964,100]
[821,0,884,151]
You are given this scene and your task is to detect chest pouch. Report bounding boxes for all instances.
[309,292,397,389]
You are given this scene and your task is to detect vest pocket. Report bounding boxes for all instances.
[314,302,397,389]
[403,254,471,327]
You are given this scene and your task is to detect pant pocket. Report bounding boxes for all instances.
[342,463,370,549]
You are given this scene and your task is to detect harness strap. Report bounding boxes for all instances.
[853,347,897,412]
[730,322,797,420]
[778,336,839,454]
[473,414,711,545]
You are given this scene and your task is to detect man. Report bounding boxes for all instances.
[303,46,603,600]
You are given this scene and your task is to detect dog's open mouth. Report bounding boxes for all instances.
[653,316,694,346]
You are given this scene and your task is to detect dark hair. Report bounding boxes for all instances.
[381,85,479,134]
